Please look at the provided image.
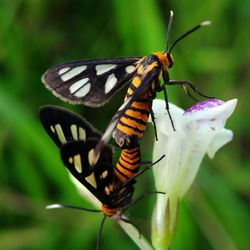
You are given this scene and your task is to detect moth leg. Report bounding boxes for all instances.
[149,102,158,141]
[123,191,165,212]
[161,71,175,131]
[168,79,214,99]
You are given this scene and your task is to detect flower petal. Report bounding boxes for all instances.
[184,99,238,130]
[150,98,237,250]
[207,128,233,158]
[151,99,184,136]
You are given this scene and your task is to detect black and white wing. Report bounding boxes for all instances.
[61,139,115,206]
[42,56,141,107]
[39,105,102,148]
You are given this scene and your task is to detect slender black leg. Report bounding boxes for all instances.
[162,71,176,131]
[161,83,176,131]
[168,80,214,99]
[123,191,165,212]
[149,103,158,141]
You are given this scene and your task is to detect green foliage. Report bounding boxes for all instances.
[0,0,249,249]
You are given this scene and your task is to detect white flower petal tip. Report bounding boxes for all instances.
[184,99,237,122]
[207,128,233,158]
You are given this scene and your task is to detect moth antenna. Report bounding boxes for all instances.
[96,215,107,250]
[46,203,102,213]
[169,20,211,53]
[165,10,174,52]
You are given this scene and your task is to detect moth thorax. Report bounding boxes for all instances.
[153,52,173,70]
[101,205,120,218]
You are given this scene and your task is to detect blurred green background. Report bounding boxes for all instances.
[0,0,249,249]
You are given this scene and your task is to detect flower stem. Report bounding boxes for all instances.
[151,195,179,250]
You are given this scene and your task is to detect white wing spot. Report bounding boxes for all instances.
[55,124,66,144]
[96,64,116,75]
[78,127,86,141]
[86,173,97,188]
[104,184,113,195]
[104,73,117,94]
[73,154,82,173]
[88,149,99,166]
[70,124,78,140]
[70,125,86,141]
[125,65,135,74]
[58,67,70,75]
[69,78,89,94]
[105,186,110,195]
[69,157,73,164]
[74,82,91,97]
[61,66,87,81]
[50,125,55,133]
[100,170,108,179]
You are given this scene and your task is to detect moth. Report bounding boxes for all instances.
[42,11,211,149]
[40,105,164,249]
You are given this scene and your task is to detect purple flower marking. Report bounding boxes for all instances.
[185,99,225,114]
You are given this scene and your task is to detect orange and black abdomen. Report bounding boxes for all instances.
[116,89,152,139]
[114,145,140,184]
[114,58,160,146]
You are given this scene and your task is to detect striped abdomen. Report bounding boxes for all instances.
[115,75,155,146]
[114,145,141,184]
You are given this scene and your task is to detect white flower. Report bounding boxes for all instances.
[150,98,237,250]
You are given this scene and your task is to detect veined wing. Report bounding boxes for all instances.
[61,139,115,206]
[42,56,141,107]
[39,105,102,148]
